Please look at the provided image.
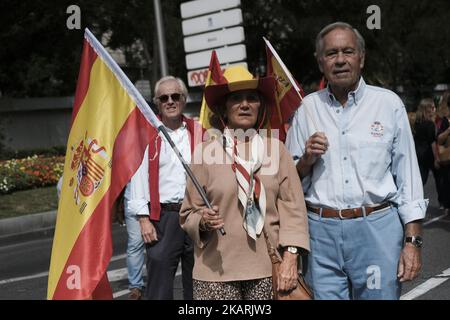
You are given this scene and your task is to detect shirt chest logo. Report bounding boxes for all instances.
[370,121,384,137]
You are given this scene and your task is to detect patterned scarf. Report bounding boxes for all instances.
[223,129,266,240]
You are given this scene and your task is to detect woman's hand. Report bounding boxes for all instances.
[200,206,224,231]
[277,251,299,292]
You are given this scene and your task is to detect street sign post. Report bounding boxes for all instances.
[181,9,243,36]
[187,62,247,87]
[185,44,246,70]
[180,0,240,19]
[180,0,246,88]
[183,26,245,53]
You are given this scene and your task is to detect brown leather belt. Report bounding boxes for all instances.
[160,202,182,212]
[306,202,391,219]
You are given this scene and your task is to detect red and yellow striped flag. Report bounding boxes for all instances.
[264,37,305,142]
[318,76,327,90]
[199,50,226,129]
[47,29,155,299]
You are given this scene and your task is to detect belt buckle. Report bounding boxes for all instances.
[338,208,355,219]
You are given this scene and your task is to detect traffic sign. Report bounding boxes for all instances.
[180,0,240,19]
[187,62,247,87]
[182,9,242,36]
[185,44,246,70]
[183,26,244,53]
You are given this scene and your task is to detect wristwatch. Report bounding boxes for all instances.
[405,235,423,248]
[285,246,299,254]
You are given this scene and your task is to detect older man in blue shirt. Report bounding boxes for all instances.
[286,22,427,299]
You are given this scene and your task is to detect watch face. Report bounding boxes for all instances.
[414,236,423,247]
[407,236,423,248]
[287,246,298,254]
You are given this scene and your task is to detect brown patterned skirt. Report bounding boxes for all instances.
[193,277,273,300]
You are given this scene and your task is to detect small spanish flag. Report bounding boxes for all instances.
[199,50,227,129]
[47,29,154,299]
[264,37,305,141]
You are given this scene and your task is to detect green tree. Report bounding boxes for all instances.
[1,0,449,108]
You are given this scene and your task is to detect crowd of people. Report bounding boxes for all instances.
[410,93,450,213]
[118,21,447,300]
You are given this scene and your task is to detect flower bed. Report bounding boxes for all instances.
[0,155,64,194]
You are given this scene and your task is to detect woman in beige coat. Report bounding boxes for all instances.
[180,65,309,300]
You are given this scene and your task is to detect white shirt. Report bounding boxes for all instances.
[286,78,428,224]
[124,123,191,216]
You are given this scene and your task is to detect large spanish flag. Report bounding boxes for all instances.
[199,50,226,129]
[47,29,157,299]
[264,37,305,142]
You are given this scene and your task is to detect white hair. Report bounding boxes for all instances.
[315,22,365,57]
[153,76,188,104]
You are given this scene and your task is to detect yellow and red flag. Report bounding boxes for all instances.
[199,50,226,129]
[318,76,327,90]
[47,29,157,299]
[264,37,305,141]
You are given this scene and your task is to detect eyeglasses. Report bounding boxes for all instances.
[156,93,183,103]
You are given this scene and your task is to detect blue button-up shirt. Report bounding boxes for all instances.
[286,78,427,224]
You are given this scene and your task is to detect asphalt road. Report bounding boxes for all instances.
[0,173,448,300]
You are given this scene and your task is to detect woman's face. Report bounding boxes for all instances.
[225,90,261,130]
[425,105,436,120]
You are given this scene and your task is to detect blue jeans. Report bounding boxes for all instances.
[125,208,145,290]
[305,206,403,300]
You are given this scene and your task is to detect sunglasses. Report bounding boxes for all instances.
[156,93,183,103]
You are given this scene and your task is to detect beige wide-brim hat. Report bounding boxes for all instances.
[204,65,276,113]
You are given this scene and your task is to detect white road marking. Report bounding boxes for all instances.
[423,212,448,226]
[112,265,182,299]
[1,252,183,301]
[0,271,49,285]
[113,289,131,299]
[0,253,127,285]
[400,267,450,300]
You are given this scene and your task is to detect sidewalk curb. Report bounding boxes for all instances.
[0,211,56,244]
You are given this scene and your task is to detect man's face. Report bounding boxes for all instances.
[155,80,185,121]
[318,28,365,92]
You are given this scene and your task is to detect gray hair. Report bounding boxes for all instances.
[315,22,365,57]
[153,76,188,104]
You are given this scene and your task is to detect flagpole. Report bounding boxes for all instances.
[158,128,225,235]
[263,37,320,131]
[84,28,225,236]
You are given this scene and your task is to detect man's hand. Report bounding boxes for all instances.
[139,216,158,244]
[398,221,423,282]
[397,244,422,282]
[277,251,298,292]
[304,132,329,164]
[296,132,329,178]
[200,206,224,231]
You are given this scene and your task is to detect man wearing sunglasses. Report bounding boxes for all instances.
[124,76,203,299]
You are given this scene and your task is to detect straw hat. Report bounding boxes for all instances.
[204,65,276,113]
